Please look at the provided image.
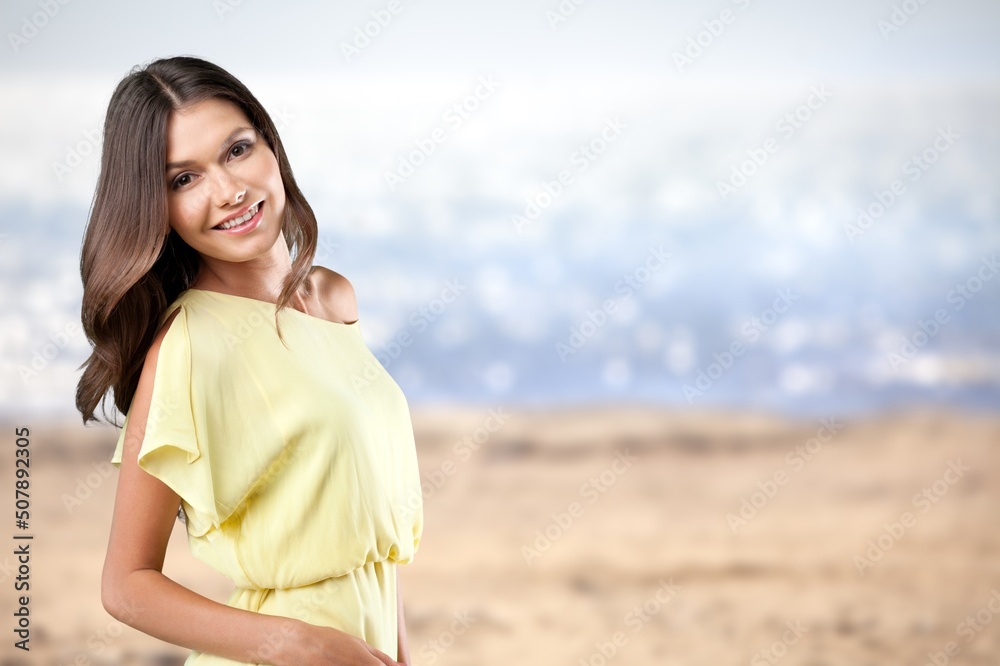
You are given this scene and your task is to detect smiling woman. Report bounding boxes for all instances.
[74,56,421,666]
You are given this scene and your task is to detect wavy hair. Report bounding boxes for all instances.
[75,55,317,426]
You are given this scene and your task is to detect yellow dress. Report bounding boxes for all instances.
[110,288,424,665]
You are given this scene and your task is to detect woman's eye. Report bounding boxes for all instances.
[171,173,192,190]
[230,140,252,158]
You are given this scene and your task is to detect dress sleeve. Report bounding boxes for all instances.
[110,304,218,537]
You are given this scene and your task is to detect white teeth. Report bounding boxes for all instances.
[218,203,259,230]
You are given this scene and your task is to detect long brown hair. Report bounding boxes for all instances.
[75,55,317,426]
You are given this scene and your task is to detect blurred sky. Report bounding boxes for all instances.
[1,0,998,420]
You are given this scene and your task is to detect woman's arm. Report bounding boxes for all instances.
[104,562,397,666]
[104,567,299,663]
[396,567,412,665]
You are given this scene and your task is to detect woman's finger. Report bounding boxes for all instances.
[366,644,402,666]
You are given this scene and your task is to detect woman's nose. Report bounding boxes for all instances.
[211,169,246,207]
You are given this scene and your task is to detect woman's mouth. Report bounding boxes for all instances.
[214,201,264,234]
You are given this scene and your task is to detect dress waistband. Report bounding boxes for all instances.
[231,558,396,593]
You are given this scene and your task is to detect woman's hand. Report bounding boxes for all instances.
[278,619,402,666]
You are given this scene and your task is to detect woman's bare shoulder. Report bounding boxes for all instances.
[310,265,359,325]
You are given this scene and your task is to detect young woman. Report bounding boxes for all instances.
[75,55,423,666]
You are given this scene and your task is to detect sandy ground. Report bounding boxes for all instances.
[4,404,999,665]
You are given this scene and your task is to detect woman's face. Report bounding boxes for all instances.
[164,97,286,264]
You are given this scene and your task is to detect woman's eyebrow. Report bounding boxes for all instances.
[165,126,255,171]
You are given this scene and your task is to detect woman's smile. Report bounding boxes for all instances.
[214,200,264,234]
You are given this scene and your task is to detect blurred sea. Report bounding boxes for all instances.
[1,75,998,421]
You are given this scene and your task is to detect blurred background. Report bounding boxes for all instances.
[0,0,998,664]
